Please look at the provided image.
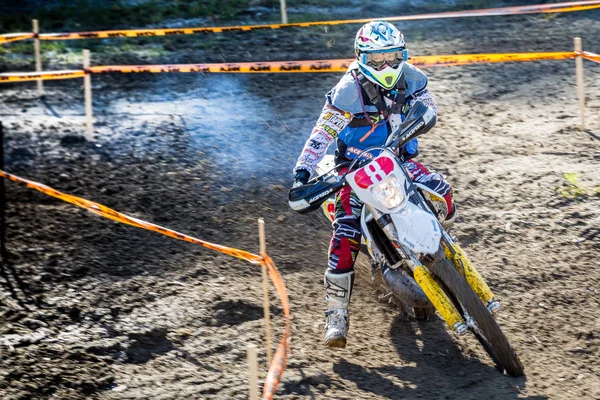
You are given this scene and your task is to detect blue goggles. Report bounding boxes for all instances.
[361,48,409,70]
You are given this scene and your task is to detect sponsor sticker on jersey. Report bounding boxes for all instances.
[316,108,352,139]
[346,146,375,159]
[308,138,327,150]
[323,112,348,129]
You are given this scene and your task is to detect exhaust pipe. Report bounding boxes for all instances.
[382,268,431,308]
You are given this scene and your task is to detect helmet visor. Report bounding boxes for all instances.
[365,49,405,70]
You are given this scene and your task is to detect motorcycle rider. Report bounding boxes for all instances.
[290,21,456,348]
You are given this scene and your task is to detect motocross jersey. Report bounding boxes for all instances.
[294,61,437,176]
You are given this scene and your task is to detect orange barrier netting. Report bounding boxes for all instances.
[0,169,290,400]
[0,51,579,83]
[1,0,599,44]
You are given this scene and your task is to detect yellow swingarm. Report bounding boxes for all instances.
[444,243,494,304]
[413,264,465,331]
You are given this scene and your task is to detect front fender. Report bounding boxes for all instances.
[389,202,441,255]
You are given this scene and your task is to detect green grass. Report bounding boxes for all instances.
[0,0,512,68]
[557,172,600,199]
[0,0,354,63]
[287,0,354,6]
[0,0,525,35]
[0,1,252,33]
[0,41,32,55]
[0,0,360,34]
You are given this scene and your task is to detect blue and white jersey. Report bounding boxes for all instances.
[294,62,437,176]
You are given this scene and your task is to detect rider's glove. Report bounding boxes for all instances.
[401,138,419,160]
[292,169,310,188]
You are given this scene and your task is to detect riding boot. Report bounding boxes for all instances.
[324,269,354,348]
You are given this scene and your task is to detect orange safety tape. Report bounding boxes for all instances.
[0,169,263,264]
[0,70,86,83]
[411,51,576,67]
[88,52,577,74]
[0,33,35,44]
[0,52,580,83]
[0,1,595,42]
[0,169,292,397]
[88,60,352,74]
[262,254,291,400]
[580,50,600,63]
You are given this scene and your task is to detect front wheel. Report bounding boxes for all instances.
[429,258,524,377]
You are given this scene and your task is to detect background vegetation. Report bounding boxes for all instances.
[0,0,543,32]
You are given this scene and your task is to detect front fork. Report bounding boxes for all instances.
[395,164,500,313]
[440,232,500,313]
[369,205,468,335]
[411,258,468,335]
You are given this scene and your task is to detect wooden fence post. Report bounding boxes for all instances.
[83,50,94,141]
[280,0,288,24]
[0,122,6,263]
[258,218,272,366]
[32,19,44,96]
[574,37,585,131]
[246,344,259,400]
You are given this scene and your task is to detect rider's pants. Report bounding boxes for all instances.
[328,160,454,272]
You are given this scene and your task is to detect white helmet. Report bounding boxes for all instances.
[354,21,408,89]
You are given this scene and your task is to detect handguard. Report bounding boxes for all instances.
[288,178,346,214]
[386,100,437,151]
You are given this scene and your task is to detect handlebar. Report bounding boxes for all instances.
[288,175,347,214]
[385,100,437,153]
[289,101,436,214]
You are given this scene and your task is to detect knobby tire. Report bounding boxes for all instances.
[429,258,524,377]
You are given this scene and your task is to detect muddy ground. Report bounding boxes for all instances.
[0,3,599,400]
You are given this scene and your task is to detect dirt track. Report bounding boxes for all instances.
[1,4,600,400]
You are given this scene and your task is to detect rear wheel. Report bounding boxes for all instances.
[429,257,524,377]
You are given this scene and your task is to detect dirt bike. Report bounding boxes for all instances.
[288,101,524,376]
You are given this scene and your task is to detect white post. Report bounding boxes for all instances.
[574,37,585,131]
[32,19,44,96]
[246,344,259,400]
[258,218,272,366]
[83,49,94,141]
[280,0,288,24]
